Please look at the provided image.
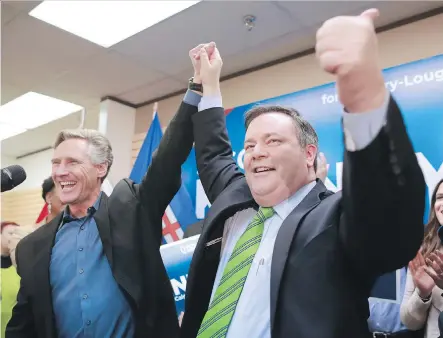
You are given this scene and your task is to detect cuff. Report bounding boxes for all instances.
[183,90,202,107]
[342,91,390,151]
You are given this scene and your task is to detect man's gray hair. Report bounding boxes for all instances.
[244,105,319,171]
[54,129,113,181]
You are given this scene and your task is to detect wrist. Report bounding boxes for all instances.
[418,289,432,301]
[341,70,386,113]
[193,74,202,84]
[203,85,221,97]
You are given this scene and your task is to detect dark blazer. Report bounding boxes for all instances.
[184,220,204,238]
[6,101,198,338]
[180,97,426,338]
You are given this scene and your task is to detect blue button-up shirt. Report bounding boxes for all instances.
[368,267,408,333]
[50,193,135,338]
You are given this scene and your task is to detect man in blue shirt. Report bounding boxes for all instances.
[369,268,423,338]
[6,45,209,338]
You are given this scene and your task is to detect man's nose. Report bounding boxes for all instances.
[54,165,69,176]
[251,144,267,160]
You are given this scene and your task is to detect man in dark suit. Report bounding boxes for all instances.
[180,9,425,338]
[184,220,204,238]
[5,49,207,337]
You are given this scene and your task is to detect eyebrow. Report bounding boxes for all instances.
[51,157,80,163]
[245,132,281,144]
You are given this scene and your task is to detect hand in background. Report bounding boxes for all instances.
[409,251,435,298]
[424,250,443,290]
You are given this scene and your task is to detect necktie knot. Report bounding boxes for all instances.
[258,206,275,221]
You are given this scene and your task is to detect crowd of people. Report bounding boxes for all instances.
[1,7,442,338]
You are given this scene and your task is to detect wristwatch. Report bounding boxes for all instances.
[188,77,203,92]
[419,292,431,302]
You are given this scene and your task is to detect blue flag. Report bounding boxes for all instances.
[130,112,198,244]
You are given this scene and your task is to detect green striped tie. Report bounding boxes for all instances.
[197,207,275,338]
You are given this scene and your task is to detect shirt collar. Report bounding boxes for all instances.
[62,191,102,222]
[273,181,317,221]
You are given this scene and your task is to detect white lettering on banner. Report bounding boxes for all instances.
[321,68,443,105]
[171,274,188,296]
[194,153,442,218]
[416,152,443,203]
[180,242,197,255]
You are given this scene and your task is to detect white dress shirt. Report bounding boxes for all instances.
[198,91,391,337]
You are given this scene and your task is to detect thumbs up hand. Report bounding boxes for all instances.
[316,9,386,113]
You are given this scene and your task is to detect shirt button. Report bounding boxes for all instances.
[86,320,91,326]
[80,226,85,230]
[83,294,88,299]
[78,248,83,251]
[79,269,84,274]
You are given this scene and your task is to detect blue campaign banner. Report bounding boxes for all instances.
[166,54,443,310]
[160,235,200,314]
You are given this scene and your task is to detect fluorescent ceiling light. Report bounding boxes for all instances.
[0,92,83,141]
[29,1,201,48]
[0,123,27,141]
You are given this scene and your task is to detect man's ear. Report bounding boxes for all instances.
[96,163,108,179]
[305,144,317,168]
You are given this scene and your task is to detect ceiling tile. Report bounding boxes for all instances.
[277,1,375,27]
[2,1,41,13]
[113,1,304,75]
[37,50,167,104]
[1,13,104,87]
[1,3,21,27]
[118,77,187,104]
[1,82,29,105]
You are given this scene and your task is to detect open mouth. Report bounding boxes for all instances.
[60,181,77,191]
[253,167,275,174]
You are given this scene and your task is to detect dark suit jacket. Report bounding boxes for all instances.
[180,98,426,338]
[184,220,203,238]
[6,101,198,338]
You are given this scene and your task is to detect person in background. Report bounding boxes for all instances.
[369,267,424,338]
[39,176,64,225]
[400,179,443,338]
[1,177,64,270]
[1,222,21,336]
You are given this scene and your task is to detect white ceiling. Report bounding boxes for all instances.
[2,0,442,158]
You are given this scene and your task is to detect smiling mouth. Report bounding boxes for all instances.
[60,181,77,191]
[253,167,275,174]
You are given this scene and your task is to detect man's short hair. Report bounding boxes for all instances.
[244,105,319,171]
[42,176,55,201]
[54,129,113,181]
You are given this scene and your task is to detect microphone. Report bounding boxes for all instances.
[1,165,27,192]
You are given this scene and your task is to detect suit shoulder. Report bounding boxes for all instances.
[15,224,46,254]
[109,178,139,203]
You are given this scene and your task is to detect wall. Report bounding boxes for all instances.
[1,149,52,224]
[134,14,443,138]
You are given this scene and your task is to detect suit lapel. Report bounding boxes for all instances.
[270,181,327,328]
[186,179,256,311]
[32,213,62,336]
[93,193,113,268]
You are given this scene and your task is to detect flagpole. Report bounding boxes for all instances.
[153,102,158,120]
